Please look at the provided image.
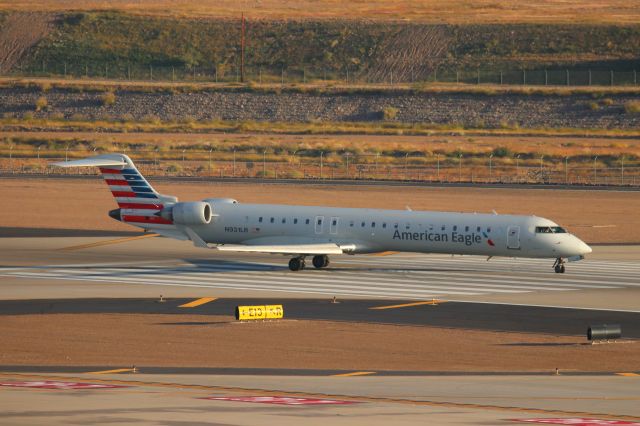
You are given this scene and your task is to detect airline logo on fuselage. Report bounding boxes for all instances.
[392,230,484,246]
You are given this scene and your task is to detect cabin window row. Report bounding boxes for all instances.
[256,216,491,233]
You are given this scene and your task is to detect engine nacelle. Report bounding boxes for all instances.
[170,202,212,226]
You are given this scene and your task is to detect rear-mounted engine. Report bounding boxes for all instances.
[165,202,212,225]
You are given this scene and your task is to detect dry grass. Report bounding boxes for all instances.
[1,313,638,371]
[0,1,638,23]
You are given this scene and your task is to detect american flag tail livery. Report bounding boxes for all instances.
[51,154,179,231]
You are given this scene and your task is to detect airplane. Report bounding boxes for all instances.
[52,154,592,273]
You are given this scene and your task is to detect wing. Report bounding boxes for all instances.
[215,242,354,255]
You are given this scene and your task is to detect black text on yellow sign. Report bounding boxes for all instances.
[235,305,284,321]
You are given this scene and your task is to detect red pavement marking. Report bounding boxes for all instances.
[202,396,359,405]
[511,419,640,426]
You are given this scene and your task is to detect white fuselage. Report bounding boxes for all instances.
[178,200,591,259]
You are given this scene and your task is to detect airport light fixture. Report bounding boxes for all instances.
[593,155,598,185]
[320,151,324,179]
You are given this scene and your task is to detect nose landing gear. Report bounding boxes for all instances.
[553,257,566,274]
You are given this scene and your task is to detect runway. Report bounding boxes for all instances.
[2,243,640,309]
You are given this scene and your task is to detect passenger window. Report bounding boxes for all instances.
[305,219,310,225]
[405,224,410,230]
[282,218,286,224]
[371,222,376,228]
[441,225,446,231]
[361,222,365,227]
[476,226,480,232]
[317,218,322,225]
[487,227,491,233]
[294,218,298,224]
[332,219,337,226]
[394,223,399,229]
[453,226,457,231]
[270,217,274,223]
[465,226,469,232]
[259,217,263,223]
[349,220,354,227]
[382,223,387,228]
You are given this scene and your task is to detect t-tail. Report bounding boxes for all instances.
[52,154,179,231]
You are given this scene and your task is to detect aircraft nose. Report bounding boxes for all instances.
[580,241,593,255]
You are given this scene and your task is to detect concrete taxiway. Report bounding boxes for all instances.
[1,371,639,426]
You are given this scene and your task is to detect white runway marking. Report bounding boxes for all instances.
[1,254,638,300]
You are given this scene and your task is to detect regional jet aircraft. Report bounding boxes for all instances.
[53,154,591,272]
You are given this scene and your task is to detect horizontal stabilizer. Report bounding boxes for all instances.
[215,243,345,255]
[51,156,127,168]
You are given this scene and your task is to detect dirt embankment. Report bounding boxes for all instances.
[2,87,640,129]
[1,178,639,243]
[0,13,54,74]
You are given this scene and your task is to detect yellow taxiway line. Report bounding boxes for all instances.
[331,371,376,377]
[60,233,158,251]
[616,372,639,377]
[179,297,218,308]
[87,368,136,374]
[370,300,445,310]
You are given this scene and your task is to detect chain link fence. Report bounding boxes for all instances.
[9,62,640,86]
[2,148,638,187]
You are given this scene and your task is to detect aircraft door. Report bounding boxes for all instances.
[507,226,520,249]
[330,217,339,235]
[315,216,324,234]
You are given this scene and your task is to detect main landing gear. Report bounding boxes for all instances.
[288,255,329,271]
[553,257,566,274]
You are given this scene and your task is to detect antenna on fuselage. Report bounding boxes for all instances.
[492,209,498,215]
[406,205,412,211]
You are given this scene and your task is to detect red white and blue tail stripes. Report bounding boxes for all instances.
[99,167,173,226]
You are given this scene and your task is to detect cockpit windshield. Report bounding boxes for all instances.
[535,226,567,234]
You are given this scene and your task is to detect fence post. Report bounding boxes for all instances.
[635,70,637,86]
[566,69,569,86]
[64,63,67,77]
[544,69,548,85]
[593,155,598,185]
[281,67,284,85]
[477,68,480,84]
[150,65,153,80]
[128,64,131,80]
[588,69,592,86]
[458,154,463,182]
[565,156,569,184]
[172,66,175,81]
[489,154,493,181]
[85,64,88,78]
[500,71,503,85]
[523,69,526,85]
[390,70,393,85]
[233,149,236,177]
[320,151,324,179]
[456,70,459,84]
[610,70,614,86]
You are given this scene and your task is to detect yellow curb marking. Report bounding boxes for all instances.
[370,300,445,310]
[179,297,217,308]
[87,368,136,374]
[332,371,376,377]
[616,372,640,377]
[60,233,158,251]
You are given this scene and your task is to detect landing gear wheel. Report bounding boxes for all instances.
[312,255,329,269]
[553,258,566,274]
[288,257,305,271]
